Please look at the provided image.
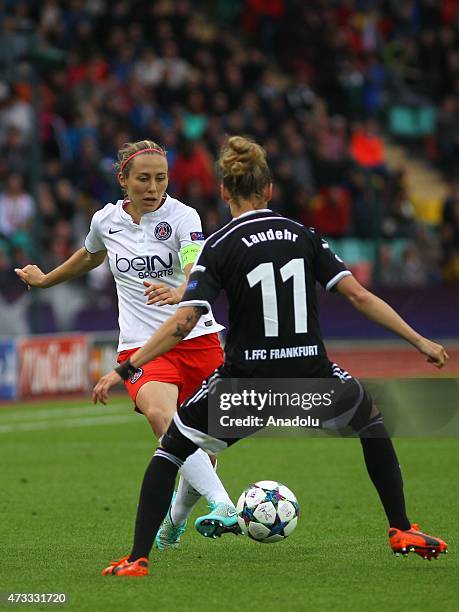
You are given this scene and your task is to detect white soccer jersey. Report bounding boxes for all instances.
[84,195,224,351]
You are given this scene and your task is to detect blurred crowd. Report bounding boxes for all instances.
[1,0,459,321]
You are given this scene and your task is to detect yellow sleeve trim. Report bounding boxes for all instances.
[180,243,201,269]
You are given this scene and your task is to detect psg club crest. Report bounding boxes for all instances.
[154,222,172,240]
[130,368,143,384]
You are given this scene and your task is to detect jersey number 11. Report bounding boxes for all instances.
[247,258,307,337]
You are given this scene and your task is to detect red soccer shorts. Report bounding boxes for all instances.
[117,332,224,409]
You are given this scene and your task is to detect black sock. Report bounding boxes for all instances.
[359,417,411,530]
[128,455,179,561]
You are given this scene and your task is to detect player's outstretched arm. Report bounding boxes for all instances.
[130,304,204,366]
[92,305,205,404]
[15,248,106,289]
[336,275,449,368]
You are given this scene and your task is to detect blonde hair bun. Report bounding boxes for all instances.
[218,136,271,203]
[221,136,265,175]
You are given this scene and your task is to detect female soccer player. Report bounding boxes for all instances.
[94,136,448,576]
[15,139,238,549]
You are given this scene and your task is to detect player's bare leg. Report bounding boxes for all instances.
[136,381,178,439]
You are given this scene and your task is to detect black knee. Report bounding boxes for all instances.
[349,386,380,433]
[160,420,199,462]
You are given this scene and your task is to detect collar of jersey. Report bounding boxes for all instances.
[118,194,171,224]
[235,208,272,220]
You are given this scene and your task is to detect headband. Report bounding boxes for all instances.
[119,147,166,174]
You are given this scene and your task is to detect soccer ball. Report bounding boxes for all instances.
[236,480,300,543]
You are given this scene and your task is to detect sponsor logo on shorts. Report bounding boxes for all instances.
[154,222,172,240]
[130,368,143,383]
[190,232,205,241]
[205,320,213,327]
[187,280,198,290]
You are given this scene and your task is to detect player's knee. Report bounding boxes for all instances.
[152,414,171,439]
[140,403,174,438]
[136,384,178,432]
[160,419,198,462]
[349,387,381,433]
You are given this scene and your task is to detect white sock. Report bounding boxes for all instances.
[170,475,201,527]
[171,449,232,525]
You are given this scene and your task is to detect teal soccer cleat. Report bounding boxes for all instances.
[194,501,242,539]
[155,493,187,550]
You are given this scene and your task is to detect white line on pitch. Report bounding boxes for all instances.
[0,404,128,423]
[0,414,136,434]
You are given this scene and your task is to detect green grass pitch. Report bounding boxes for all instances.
[1,397,458,611]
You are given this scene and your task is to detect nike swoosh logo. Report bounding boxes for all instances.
[227,511,237,517]
[109,228,123,234]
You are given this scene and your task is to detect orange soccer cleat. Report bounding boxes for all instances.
[389,523,448,560]
[101,555,149,576]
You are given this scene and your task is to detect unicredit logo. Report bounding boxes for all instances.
[116,252,173,273]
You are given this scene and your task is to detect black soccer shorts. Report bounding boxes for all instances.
[161,364,375,461]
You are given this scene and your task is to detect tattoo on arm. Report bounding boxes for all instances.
[172,307,206,339]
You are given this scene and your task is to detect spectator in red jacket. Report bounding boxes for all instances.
[311,186,351,237]
[169,139,215,202]
[350,119,386,171]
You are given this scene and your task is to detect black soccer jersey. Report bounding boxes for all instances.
[180,209,352,377]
